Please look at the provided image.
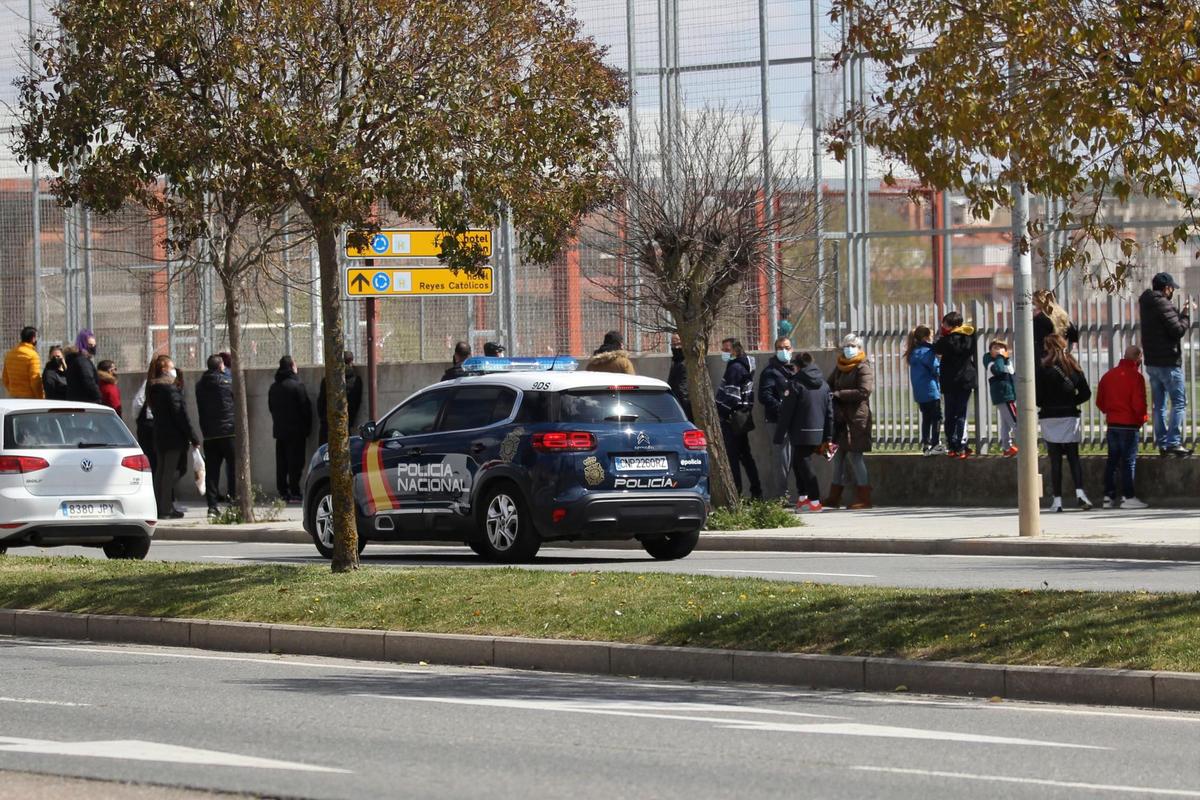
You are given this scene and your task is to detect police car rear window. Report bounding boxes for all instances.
[558,389,685,424]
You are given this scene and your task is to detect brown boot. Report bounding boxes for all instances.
[823,484,844,509]
[847,485,873,510]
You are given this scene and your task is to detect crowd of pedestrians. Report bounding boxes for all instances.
[0,270,1191,517]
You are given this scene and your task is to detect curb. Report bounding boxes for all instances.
[153,526,1200,562]
[2,608,1197,711]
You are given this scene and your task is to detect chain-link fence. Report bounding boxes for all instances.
[2,0,1198,378]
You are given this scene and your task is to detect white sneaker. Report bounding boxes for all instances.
[1076,490,1093,511]
[922,446,933,457]
[1121,497,1148,510]
[1101,496,1121,509]
[1050,497,1063,513]
[928,444,947,455]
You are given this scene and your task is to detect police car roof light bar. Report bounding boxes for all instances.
[461,356,579,374]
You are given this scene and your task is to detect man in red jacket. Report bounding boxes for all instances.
[1096,346,1149,509]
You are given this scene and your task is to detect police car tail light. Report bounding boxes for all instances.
[121,454,152,472]
[531,431,596,452]
[0,456,49,474]
[683,430,707,450]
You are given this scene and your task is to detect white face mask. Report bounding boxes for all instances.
[165,368,177,380]
[776,349,792,363]
[721,352,732,362]
[842,346,860,359]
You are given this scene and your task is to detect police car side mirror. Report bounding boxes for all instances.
[359,421,378,441]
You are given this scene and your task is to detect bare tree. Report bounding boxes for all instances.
[586,109,822,509]
[165,195,312,524]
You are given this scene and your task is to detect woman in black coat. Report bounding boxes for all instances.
[1035,334,1093,512]
[42,346,69,400]
[774,352,834,511]
[146,355,200,519]
[64,329,101,403]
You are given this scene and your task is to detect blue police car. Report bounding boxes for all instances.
[301,357,709,562]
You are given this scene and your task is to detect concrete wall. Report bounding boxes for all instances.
[59,352,1200,507]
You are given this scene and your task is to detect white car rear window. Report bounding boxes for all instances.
[3,410,137,450]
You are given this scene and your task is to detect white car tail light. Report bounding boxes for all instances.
[0,456,50,474]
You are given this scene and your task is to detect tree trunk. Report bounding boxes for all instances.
[676,316,739,509]
[314,221,357,572]
[223,277,255,524]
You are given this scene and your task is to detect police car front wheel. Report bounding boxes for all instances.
[640,529,700,560]
[475,484,540,562]
[308,487,367,559]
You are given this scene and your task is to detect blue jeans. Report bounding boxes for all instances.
[943,388,972,451]
[1103,428,1139,500]
[1146,366,1186,449]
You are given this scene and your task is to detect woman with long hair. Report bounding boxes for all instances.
[903,324,942,454]
[825,333,875,509]
[1036,333,1093,511]
[1033,289,1080,358]
[146,355,200,519]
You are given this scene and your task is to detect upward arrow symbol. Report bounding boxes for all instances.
[350,272,371,293]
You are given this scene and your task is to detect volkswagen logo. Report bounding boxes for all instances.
[635,432,650,449]
[80,459,94,473]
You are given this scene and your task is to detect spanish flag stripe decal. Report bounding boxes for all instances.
[362,442,398,514]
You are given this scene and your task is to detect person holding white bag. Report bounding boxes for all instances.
[146,355,201,519]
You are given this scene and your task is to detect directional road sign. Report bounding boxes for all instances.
[345,229,492,259]
[343,266,494,297]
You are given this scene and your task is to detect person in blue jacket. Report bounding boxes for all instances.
[904,324,944,455]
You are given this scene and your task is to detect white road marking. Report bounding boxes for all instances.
[0,736,348,773]
[699,569,878,578]
[16,643,432,674]
[849,766,1200,797]
[0,696,90,707]
[359,695,1103,749]
[847,692,1200,722]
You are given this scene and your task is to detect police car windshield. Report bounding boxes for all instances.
[559,389,685,424]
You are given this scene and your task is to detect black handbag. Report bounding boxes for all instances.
[731,409,756,435]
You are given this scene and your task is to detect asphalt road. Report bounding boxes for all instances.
[8,540,1200,592]
[1,637,1198,800]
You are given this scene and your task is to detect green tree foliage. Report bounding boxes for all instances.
[17,0,622,571]
[827,0,1200,286]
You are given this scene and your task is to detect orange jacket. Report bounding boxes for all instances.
[2,342,44,399]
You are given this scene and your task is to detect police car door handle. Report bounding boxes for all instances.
[406,447,424,456]
[470,442,487,454]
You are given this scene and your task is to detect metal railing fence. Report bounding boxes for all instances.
[859,298,1198,452]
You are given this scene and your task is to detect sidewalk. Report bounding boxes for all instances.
[154,503,1200,561]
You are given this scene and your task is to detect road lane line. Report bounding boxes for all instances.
[699,569,878,578]
[0,736,349,773]
[359,695,1103,748]
[849,766,1200,797]
[0,696,90,707]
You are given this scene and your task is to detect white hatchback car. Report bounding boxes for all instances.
[0,399,157,559]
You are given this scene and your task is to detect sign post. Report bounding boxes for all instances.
[345,229,495,424]
[365,259,378,422]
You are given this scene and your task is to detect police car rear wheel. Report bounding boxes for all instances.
[308,488,366,559]
[641,529,700,560]
[477,485,540,562]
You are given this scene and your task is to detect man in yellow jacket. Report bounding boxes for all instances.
[2,326,45,399]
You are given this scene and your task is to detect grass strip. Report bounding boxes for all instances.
[1,558,1196,672]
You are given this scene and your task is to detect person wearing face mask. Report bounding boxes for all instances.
[42,345,69,400]
[715,338,762,500]
[3,326,44,399]
[825,334,875,510]
[64,329,102,403]
[1096,345,1150,509]
[146,355,201,519]
[759,336,796,503]
[667,333,692,421]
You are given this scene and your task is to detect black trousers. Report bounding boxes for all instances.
[203,437,236,509]
[1046,441,1084,497]
[153,446,185,517]
[275,438,306,498]
[720,422,762,499]
[790,444,820,502]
